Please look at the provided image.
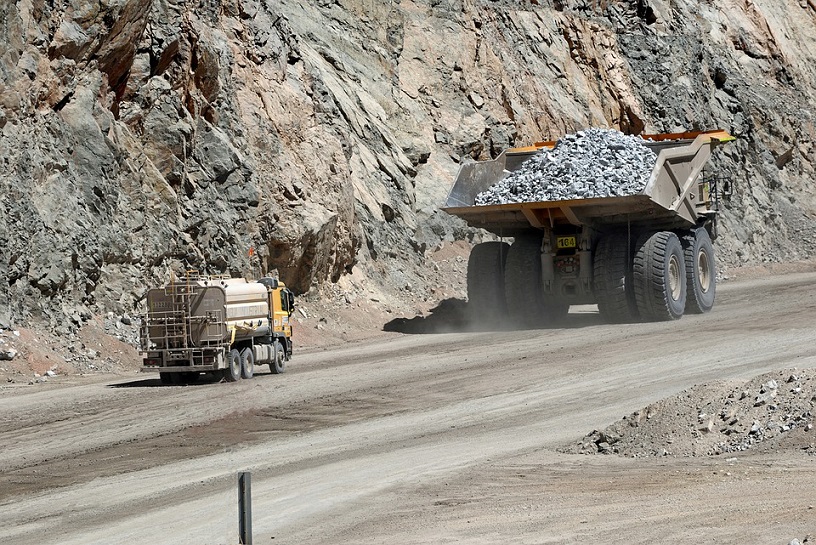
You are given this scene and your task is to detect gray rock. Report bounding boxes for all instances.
[754,390,777,407]
[0,349,18,361]
[761,379,779,393]
[474,129,657,205]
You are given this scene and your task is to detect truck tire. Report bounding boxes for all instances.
[682,228,716,314]
[505,234,566,327]
[504,234,542,327]
[593,232,638,323]
[467,241,509,320]
[240,348,255,379]
[159,372,175,385]
[633,231,686,321]
[270,341,285,374]
[224,349,241,382]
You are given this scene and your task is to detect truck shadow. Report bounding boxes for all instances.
[111,366,288,388]
[109,378,168,388]
[109,376,219,388]
[383,298,606,334]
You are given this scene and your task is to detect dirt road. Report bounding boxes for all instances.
[1,272,815,545]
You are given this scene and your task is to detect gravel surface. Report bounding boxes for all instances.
[474,128,658,205]
[1,271,816,545]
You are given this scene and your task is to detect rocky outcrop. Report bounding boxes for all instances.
[1,0,815,331]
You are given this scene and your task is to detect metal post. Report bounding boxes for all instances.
[238,471,253,545]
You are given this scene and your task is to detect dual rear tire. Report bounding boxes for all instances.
[466,241,509,320]
[224,345,285,380]
[624,228,716,321]
[467,227,716,326]
[467,236,568,328]
[224,349,242,382]
[240,348,255,379]
[632,231,687,321]
[682,228,716,314]
[593,233,638,323]
[504,234,568,327]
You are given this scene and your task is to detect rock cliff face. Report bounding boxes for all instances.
[1,0,815,331]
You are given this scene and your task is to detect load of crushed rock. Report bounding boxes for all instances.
[561,368,816,458]
[474,128,657,205]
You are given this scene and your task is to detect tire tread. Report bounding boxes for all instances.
[467,241,509,319]
[682,228,716,313]
[633,231,686,321]
[593,233,638,323]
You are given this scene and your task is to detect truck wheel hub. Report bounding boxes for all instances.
[669,254,682,301]
[697,250,711,293]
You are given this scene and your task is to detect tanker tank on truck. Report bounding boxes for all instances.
[442,129,734,325]
[140,274,295,384]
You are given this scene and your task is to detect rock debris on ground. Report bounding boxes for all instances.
[474,129,658,205]
[0,348,17,361]
[562,368,816,458]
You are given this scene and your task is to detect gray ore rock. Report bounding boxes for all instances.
[474,129,657,205]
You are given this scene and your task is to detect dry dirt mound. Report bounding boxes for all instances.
[562,368,816,458]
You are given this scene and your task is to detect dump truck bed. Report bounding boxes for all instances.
[443,130,734,236]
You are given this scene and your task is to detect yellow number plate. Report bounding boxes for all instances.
[557,236,577,249]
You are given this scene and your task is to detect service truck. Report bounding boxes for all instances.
[443,129,734,324]
[140,274,294,384]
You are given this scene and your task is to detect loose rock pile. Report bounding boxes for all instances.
[562,368,816,458]
[474,128,657,205]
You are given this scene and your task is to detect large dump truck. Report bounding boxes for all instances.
[443,129,734,324]
[140,274,295,384]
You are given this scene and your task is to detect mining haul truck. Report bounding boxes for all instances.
[140,275,295,384]
[443,130,734,324]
